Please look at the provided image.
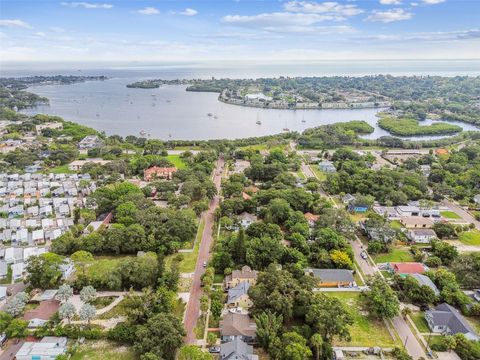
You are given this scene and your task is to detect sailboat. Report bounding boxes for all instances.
[256,113,262,125]
[301,111,306,123]
[283,118,290,132]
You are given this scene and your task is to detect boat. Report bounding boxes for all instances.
[256,113,262,125]
[207,113,213,117]
[283,119,289,132]
[301,111,306,123]
[140,130,146,136]
[214,115,218,119]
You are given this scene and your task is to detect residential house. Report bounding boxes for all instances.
[425,303,479,340]
[23,299,61,328]
[408,229,437,244]
[68,158,111,171]
[31,229,45,244]
[35,122,63,134]
[227,282,252,308]
[60,259,75,279]
[348,202,369,213]
[224,266,258,290]
[15,336,67,360]
[12,262,24,281]
[342,194,356,204]
[144,166,177,181]
[78,135,103,150]
[237,212,257,229]
[306,269,356,288]
[411,273,440,296]
[397,206,421,217]
[399,217,434,229]
[219,312,257,343]
[220,337,259,360]
[0,261,7,280]
[390,262,427,275]
[318,160,336,173]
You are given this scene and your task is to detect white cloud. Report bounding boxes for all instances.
[60,2,113,9]
[422,0,445,4]
[366,8,413,22]
[179,8,198,16]
[379,0,402,4]
[138,7,160,15]
[283,1,363,16]
[411,2,419,6]
[49,26,66,33]
[222,12,347,32]
[353,29,480,42]
[0,19,32,29]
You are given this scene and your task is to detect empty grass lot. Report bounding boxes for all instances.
[458,230,480,246]
[411,311,430,333]
[325,292,399,347]
[440,211,462,219]
[373,248,414,263]
[166,154,186,169]
[71,341,135,360]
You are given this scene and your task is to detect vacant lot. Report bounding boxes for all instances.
[440,211,461,219]
[71,341,135,360]
[458,230,480,246]
[325,292,399,347]
[166,154,186,169]
[374,248,414,263]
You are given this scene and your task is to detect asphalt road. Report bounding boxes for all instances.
[184,157,224,344]
[441,199,480,230]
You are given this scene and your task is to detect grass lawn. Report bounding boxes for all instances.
[165,218,205,273]
[173,298,186,320]
[458,230,480,246]
[309,165,327,181]
[91,296,117,310]
[325,292,399,347]
[0,265,12,285]
[166,154,186,169]
[374,248,414,263]
[71,341,135,360]
[97,298,128,320]
[294,170,306,179]
[440,211,462,219]
[466,315,480,334]
[390,220,404,230]
[213,274,225,284]
[411,312,430,333]
[195,315,206,339]
[48,164,74,174]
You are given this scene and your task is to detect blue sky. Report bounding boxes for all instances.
[0,0,479,62]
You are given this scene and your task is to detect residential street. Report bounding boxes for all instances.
[184,157,224,344]
[441,199,480,230]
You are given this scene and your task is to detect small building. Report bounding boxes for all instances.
[399,217,434,229]
[35,122,63,134]
[15,336,67,360]
[425,303,479,340]
[342,194,356,204]
[373,206,399,220]
[408,228,437,244]
[474,194,480,205]
[68,158,111,171]
[0,261,7,279]
[224,265,258,290]
[411,273,440,296]
[143,166,177,181]
[0,286,7,301]
[219,312,257,343]
[23,299,61,328]
[318,161,336,173]
[304,212,319,227]
[227,281,252,308]
[397,206,421,217]
[306,268,356,288]
[220,337,258,360]
[390,262,426,275]
[12,262,24,281]
[78,135,103,150]
[237,212,257,229]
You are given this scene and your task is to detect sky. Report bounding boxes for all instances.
[0,0,479,63]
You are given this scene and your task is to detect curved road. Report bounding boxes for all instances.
[184,157,224,344]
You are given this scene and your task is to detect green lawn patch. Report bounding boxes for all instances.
[390,220,404,230]
[440,211,462,219]
[91,296,118,310]
[97,298,128,320]
[458,230,480,246]
[71,340,136,360]
[165,218,206,273]
[374,248,414,263]
[214,274,225,284]
[309,165,327,181]
[48,164,74,174]
[166,154,186,169]
[378,116,462,136]
[411,312,430,333]
[325,292,399,347]
[0,265,12,285]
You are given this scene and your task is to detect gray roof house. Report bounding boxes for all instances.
[0,261,7,279]
[306,269,356,288]
[425,303,479,340]
[318,160,336,173]
[220,337,259,360]
[227,281,251,307]
[411,273,440,295]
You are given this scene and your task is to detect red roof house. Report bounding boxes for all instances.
[144,166,177,181]
[391,262,426,274]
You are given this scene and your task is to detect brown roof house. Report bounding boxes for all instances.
[144,166,177,181]
[306,269,356,288]
[224,265,258,290]
[220,311,257,343]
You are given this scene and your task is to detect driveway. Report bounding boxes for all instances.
[184,157,224,344]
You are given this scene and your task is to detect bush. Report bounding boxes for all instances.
[107,322,138,344]
[430,342,447,352]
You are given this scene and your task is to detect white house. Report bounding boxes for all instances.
[12,262,24,281]
[408,229,437,244]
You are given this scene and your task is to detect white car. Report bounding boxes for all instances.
[361,251,368,260]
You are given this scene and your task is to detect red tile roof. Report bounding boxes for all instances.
[392,262,426,274]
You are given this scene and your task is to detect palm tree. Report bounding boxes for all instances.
[401,307,412,320]
[310,333,323,360]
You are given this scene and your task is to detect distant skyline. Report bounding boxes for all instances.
[0,0,479,63]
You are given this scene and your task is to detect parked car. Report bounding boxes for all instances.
[203,261,207,267]
[361,251,368,260]
[209,346,220,353]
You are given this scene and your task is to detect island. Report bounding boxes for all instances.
[378,116,463,136]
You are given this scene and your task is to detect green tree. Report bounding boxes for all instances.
[310,334,323,360]
[281,332,313,360]
[178,345,213,360]
[254,311,283,352]
[5,319,28,339]
[363,274,399,320]
[25,253,65,289]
